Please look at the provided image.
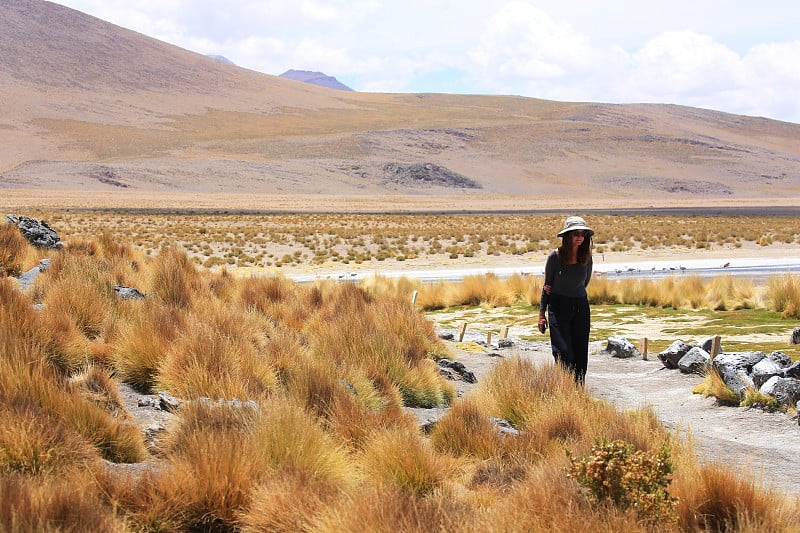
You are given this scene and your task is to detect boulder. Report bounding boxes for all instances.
[16,258,51,290]
[712,351,766,372]
[114,285,146,300]
[712,358,755,398]
[677,347,710,375]
[791,327,800,345]
[759,377,800,407]
[784,361,800,379]
[6,214,63,249]
[752,357,786,389]
[700,336,723,354]
[603,336,640,359]
[657,340,694,369]
[498,338,514,348]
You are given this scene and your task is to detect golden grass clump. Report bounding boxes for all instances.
[112,299,186,391]
[304,283,454,408]
[148,245,203,308]
[429,396,504,459]
[0,222,29,277]
[692,367,742,406]
[359,428,456,497]
[0,471,126,533]
[156,300,278,401]
[766,273,800,318]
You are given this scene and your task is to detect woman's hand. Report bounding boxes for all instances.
[538,316,548,334]
[543,284,552,295]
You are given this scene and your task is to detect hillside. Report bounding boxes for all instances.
[1,0,799,210]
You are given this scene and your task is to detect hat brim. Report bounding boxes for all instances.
[557,227,594,237]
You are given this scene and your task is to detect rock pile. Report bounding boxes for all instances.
[6,214,63,249]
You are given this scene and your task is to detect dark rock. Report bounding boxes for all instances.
[114,285,146,300]
[760,377,800,407]
[712,357,756,398]
[766,351,792,367]
[677,347,710,375]
[783,361,800,379]
[6,214,63,249]
[498,339,514,348]
[790,327,800,345]
[439,332,455,341]
[382,162,482,189]
[157,392,181,412]
[489,417,520,437]
[603,336,640,359]
[700,336,723,354]
[438,358,477,383]
[752,357,786,388]
[713,351,766,372]
[657,340,694,369]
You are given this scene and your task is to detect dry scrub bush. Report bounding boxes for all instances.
[430,397,504,460]
[148,245,203,308]
[0,222,28,277]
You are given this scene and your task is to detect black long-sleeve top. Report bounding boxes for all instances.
[539,250,593,312]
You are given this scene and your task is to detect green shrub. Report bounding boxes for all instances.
[566,438,677,523]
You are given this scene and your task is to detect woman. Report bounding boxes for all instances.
[538,216,594,384]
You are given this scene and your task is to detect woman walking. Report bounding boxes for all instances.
[538,216,594,384]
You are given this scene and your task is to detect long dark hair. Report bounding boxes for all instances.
[558,232,592,266]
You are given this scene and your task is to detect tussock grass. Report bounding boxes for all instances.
[766,273,800,318]
[693,367,741,406]
[360,428,456,497]
[0,222,28,277]
[0,471,126,533]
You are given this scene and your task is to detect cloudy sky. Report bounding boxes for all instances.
[52,0,800,124]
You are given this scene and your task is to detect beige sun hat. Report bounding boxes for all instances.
[557,216,594,237]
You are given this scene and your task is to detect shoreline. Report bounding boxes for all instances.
[229,242,800,283]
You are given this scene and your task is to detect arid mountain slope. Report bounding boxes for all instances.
[1,0,799,208]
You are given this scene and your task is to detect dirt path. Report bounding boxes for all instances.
[439,336,800,498]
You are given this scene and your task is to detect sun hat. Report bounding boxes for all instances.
[557,216,594,237]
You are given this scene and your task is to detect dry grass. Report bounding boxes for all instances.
[3,231,799,532]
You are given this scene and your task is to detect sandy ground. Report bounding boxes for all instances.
[434,335,800,498]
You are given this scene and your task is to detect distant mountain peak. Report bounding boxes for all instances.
[207,55,235,65]
[279,69,354,91]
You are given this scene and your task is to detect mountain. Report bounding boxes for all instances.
[280,69,354,91]
[1,0,799,209]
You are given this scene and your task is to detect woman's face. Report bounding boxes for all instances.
[571,230,587,244]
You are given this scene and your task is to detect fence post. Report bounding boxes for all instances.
[500,326,510,340]
[640,338,648,360]
[710,335,721,361]
[410,290,418,305]
[457,322,467,342]
[486,331,493,345]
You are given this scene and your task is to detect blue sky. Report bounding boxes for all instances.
[52,1,800,124]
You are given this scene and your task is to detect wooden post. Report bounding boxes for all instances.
[640,338,648,360]
[486,331,493,345]
[500,326,510,340]
[710,335,721,361]
[410,290,418,305]
[457,322,467,342]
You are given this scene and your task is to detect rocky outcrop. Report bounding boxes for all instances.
[6,214,63,249]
